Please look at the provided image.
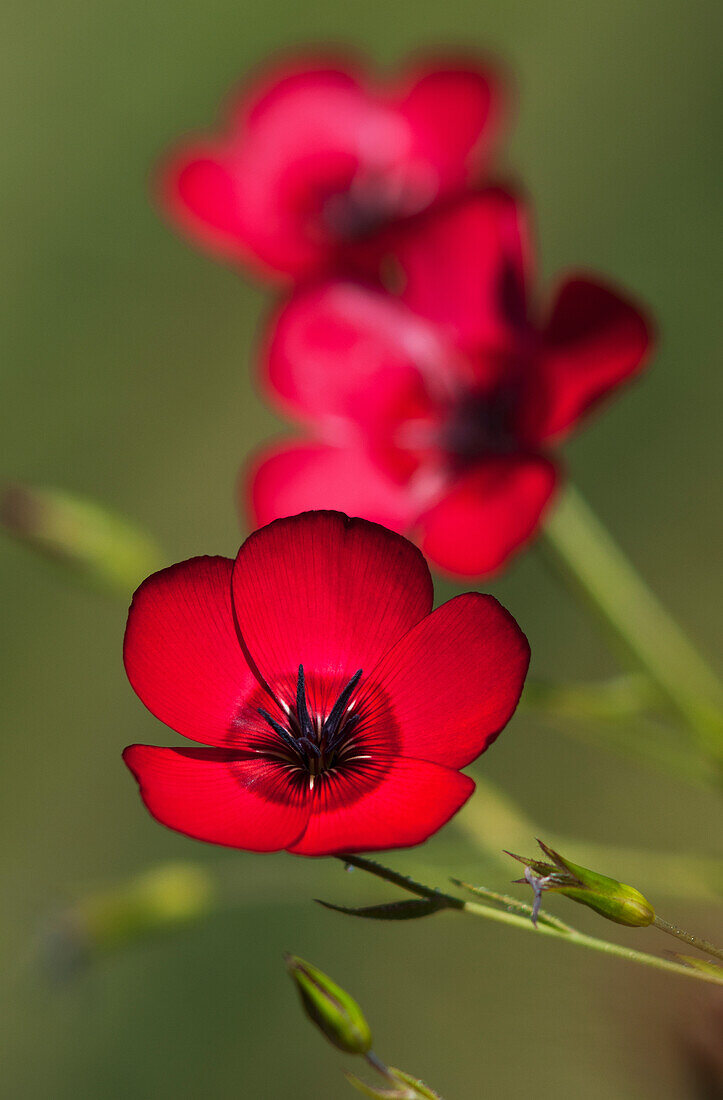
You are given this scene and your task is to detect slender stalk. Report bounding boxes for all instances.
[652,915,723,962]
[541,484,723,766]
[364,1051,395,1081]
[337,855,723,989]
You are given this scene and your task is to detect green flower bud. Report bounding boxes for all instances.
[507,839,656,928]
[284,954,372,1054]
[0,483,163,596]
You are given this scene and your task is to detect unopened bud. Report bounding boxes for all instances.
[507,839,655,928]
[1,483,162,596]
[284,954,372,1054]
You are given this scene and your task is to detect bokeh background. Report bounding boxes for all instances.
[2,0,722,1096]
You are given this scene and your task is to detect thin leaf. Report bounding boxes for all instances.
[672,954,723,976]
[338,854,460,905]
[316,897,448,921]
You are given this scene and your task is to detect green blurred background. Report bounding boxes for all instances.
[2,0,721,1095]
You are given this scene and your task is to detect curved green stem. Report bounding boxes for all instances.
[541,484,723,769]
[338,855,723,989]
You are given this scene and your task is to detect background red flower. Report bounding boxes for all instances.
[248,189,653,575]
[158,54,504,281]
[124,511,529,855]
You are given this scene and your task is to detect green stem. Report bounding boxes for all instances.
[364,1051,395,1081]
[541,484,723,766]
[652,915,723,962]
[339,855,723,989]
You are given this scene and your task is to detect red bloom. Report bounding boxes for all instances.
[123,512,528,855]
[158,54,504,281]
[248,190,653,575]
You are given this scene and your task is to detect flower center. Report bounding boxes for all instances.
[257,665,366,788]
[442,380,522,467]
[322,183,396,242]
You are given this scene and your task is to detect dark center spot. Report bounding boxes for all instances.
[257,665,365,787]
[322,181,398,241]
[442,380,522,467]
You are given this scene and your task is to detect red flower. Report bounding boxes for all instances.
[248,190,653,575]
[123,512,528,855]
[158,54,504,281]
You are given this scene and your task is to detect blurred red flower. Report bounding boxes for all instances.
[248,190,653,576]
[123,512,528,855]
[158,54,504,281]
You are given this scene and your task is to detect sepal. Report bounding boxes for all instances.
[507,839,655,927]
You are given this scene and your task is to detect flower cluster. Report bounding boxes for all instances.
[124,50,655,855]
[161,53,653,577]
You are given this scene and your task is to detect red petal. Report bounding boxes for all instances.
[288,756,474,855]
[418,455,558,576]
[263,281,451,473]
[360,594,528,769]
[158,147,257,265]
[124,557,259,746]
[394,61,504,187]
[123,746,309,851]
[247,442,420,533]
[529,276,654,441]
[232,511,433,717]
[394,189,531,353]
[240,61,362,130]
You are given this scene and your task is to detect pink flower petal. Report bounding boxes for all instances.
[393,189,531,353]
[394,60,504,187]
[528,276,654,441]
[159,147,256,264]
[418,455,558,576]
[247,442,419,533]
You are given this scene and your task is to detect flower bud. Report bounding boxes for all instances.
[284,954,372,1054]
[1,483,162,596]
[508,839,656,928]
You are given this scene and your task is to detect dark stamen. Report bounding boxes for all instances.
[323,669,363,742]
[296,664,315,741]
[256,667,365,776]
[258,708,301,756]
[297,736,321,758]
[326,711,361,753]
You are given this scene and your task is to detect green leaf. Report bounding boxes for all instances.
[346,1068,444,1099]
[673,955,723,977]
[388,1068,444,1099]
[345,1073,400,1098]
[316,897,448,921]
